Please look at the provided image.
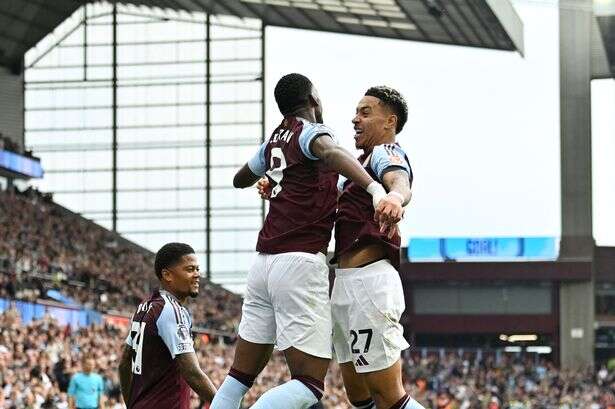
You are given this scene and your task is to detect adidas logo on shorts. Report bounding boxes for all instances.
[355,355,369,366]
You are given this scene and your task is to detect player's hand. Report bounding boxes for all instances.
[380,222,400,239]
[256,177,271,200]
[374,193,404,227]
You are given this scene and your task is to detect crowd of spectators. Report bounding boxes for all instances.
[0,187,241,332]
[2,310,615,409]
[3,185,615,408]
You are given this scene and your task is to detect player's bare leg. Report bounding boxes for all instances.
[341,360,424,409]
[231,336,274,376]
[210,337,273,409]
[340,362,373,408]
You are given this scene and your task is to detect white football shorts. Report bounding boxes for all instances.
[331,259,409,373]
[238,251,332,359]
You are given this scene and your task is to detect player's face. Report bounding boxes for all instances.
[83,358,95,373]
[311,86,324,124]
[352,96,392,150]
[166,254,200,299]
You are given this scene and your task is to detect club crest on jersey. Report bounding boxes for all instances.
[177,324,190,341]
[389,155,402,165]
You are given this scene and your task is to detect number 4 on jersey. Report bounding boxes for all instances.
[130,321,146,374]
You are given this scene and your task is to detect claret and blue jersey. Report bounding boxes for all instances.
[335,142,413,269]
[124,289,195,409]
[247,116,339,255]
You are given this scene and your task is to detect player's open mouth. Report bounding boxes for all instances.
[354,129,363,138]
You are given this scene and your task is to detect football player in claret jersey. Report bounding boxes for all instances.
[210,73,403,409]
[118,243,216,409]
[331,86,424,409]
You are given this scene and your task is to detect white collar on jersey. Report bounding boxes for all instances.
[159,289,180,303]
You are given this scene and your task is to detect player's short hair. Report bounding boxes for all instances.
[274,73,313,116]
[154,242,195,279]
[365,86,408,134]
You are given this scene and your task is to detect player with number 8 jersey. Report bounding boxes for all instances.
[210,74,404,409]
[254,116,338,254]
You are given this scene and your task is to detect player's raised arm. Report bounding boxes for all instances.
[176,352,217,402]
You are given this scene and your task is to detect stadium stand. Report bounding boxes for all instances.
[2,310,615,409]
[0,187,241,333]
[3,187,615,408]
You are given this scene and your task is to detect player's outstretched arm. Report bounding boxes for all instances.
[118,344,133,405]
[310,134,375,190]
[176,351,217,402]
[310,134,403,225]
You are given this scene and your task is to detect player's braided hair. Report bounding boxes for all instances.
[154,242,195,279]
[274,73,313,116]
[365,86,408,134]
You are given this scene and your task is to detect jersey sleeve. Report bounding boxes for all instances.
[247,140,268,176]
[156,303,195,358]
[298,123,336,160]
[370,144,412,182]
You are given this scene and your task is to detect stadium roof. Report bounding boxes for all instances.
[0,0,524,71]
[593,1,615,78]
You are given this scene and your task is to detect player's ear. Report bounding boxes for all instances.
[161,268,173,283]
[308,94,318,108]
[385,113,397,132]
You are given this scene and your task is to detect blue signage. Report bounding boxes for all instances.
[0,149,44,178]
[407,237,558,262]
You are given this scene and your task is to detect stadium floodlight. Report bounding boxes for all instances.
[373,4,401,12]
[335,16,416,30]
[368,0,396,5]
[350,8,378,15]
[336,16,361,24]
[378,11,407,19]
[318,0,345,6]
[291,1,320,9]
[323,5,349,13]
[361,18,388,27]
[389,22,416,31]
[265,0,291,5]
[344,1,371,8]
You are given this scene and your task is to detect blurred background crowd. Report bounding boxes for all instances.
[2,187,614,409]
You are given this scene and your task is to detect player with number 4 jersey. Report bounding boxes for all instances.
[210,73,404,409]
[118,243,216,409]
